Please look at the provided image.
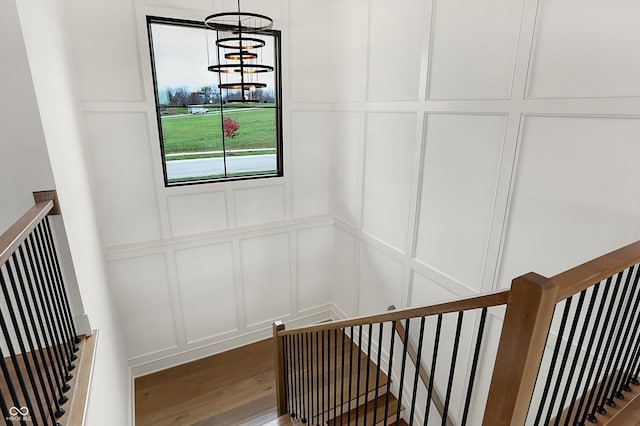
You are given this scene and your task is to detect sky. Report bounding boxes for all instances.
[150,22,276,93]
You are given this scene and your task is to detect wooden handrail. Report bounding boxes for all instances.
[0,200,53,266]
[551,240,640,302]
[278,290,509,337]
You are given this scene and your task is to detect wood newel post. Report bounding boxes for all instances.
[482,273,558,426]
[273,321,287,416]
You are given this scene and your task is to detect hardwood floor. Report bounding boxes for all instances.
[135,339,278,426]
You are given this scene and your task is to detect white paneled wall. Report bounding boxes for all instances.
[57,0,640,396]
[427,0,523,100]
[58,0,338,377]
[415,113,506,293]
[362,112,417,253]
[330,1,640,423]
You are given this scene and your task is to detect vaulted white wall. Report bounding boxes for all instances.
[56,0,336,379]
[8,0,132,424]
[329,0,640,423]
[16,0,640,423]
[0,0,54,233]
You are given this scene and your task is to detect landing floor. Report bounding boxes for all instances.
[134,338,277,426]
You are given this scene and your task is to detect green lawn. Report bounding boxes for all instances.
[160,107,277,160]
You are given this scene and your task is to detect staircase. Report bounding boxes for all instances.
[264,330,407,426]
[270,240,640,425]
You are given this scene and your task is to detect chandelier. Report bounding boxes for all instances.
[205,1,274,103]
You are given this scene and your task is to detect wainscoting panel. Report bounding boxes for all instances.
[362,112,418,253]
[332,112,364,228]
[174,242,238,344]
[329,0,368,103]
[498,115,640,290]
[61,0,143,102]
[367,0,425,102]
[296,225,333,311]
[526,0,640,98]
[289,0,333,103]
[233,185,286,227]
[290,111,332,218]
[333,225,358,317]
[167,191,228,237]
[358,242,405,315]
[414,113,507,292]
[84,112,163,247]
[427,0,524,100]
[108,253,178,359]
[240,232,292,326]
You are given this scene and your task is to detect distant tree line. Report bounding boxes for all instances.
[161,85,276,106]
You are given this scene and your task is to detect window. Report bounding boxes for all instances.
[147,16,283,185]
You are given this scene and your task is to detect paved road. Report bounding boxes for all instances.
[166,154,277,180]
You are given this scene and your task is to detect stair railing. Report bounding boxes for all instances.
[0,192,83,426]
[484,240,640,426]
[274,240,640,425]
[388,305,454,426]
[273,291,509,425]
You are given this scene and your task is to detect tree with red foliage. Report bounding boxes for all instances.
[223,117,240,139]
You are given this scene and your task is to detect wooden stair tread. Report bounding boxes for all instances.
[327,394,402,426]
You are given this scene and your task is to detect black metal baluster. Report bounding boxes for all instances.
[322,330,325,425]
[604,266,640,402]
[533,297,572,425]
[590,271,632,417]
[334,329,338,423]
[0,265,40,425]
[299,333,306,422]
[595,267,637,410]
[24,235,69,408]
[0,346,27,426]
[364,323,373,426]
[286,336,294,417]
[441,312,464,426]
[409,317,426,426]
[347,327,354,425]
[307,332,312,424]
[36,224,75,373]
[613,275,640,394]
[461,308,487,426]
[563,285,601,426]
[0,380,11,419]
[42,219,79,355]
[6,254,49,425]
[573,277,615,425]
[31,231,72,392]
[340,330,346,424]
[316,331,320,425]
[579,274,623,424]
[383,321,397,425]
[548,290,586,425]
[424,314,443,425]
[283,336,289,414]
[310,332,315,424]
[395,319,411,425]
[372,323,384,426]
[292,334,298,418]
[43,219,79,344]
[621,316,640,389]
[355,325,362,426]
[0,276,31,426]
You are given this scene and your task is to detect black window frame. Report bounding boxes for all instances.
[146,15,284,187]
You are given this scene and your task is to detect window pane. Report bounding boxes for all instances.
[148,18,281,185]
